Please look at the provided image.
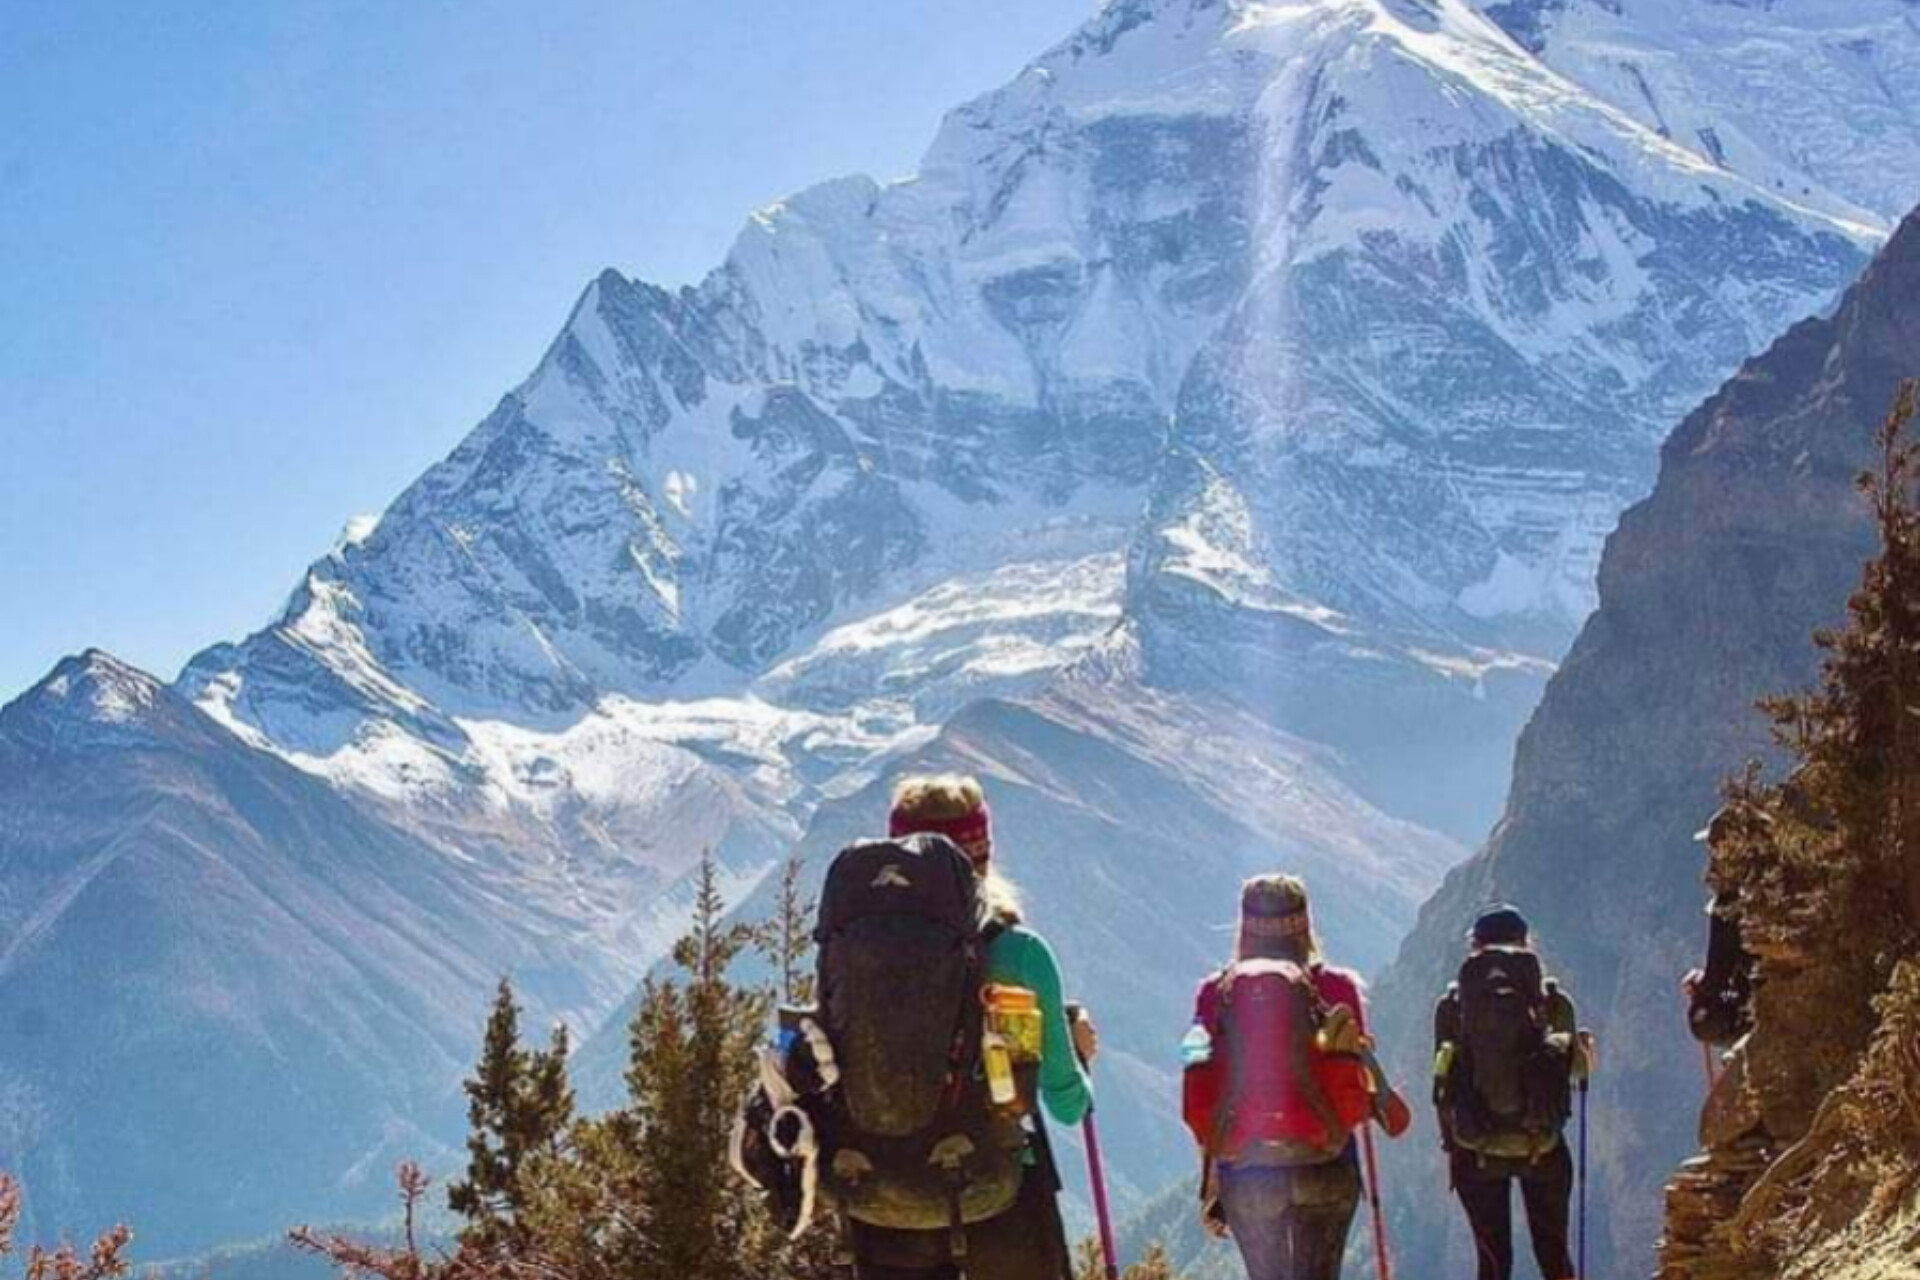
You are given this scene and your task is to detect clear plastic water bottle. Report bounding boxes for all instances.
[1181,1023,1213,1067]
[984,1031,1019,1106]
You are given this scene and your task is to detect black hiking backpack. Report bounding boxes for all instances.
[1688,894,1756,1048]
[1440,946,1573,1157]
[814,835,1026,1241]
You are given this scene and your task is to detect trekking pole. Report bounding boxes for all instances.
[1578,1076,1591,1280]
[1066,1002,1120,1280]
[1082,1109,1121,1280]
[1359,1121,1394,1280]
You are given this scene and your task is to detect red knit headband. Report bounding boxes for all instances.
[1241,911,1312,939]
[890,804,992,849]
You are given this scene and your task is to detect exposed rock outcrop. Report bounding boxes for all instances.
[1369,209,1920,1277]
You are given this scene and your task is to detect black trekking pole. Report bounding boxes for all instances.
[1577,1033,1593,1280]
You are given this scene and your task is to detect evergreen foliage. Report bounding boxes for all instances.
[294,852,838,1280]
[295,849,1179,1278]
[446,981,573,1253]
[614,854,782,1279]
[1710,382,1920,1273]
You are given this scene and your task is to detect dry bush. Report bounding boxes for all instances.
[0,1174,134,1280]
[291,1163,565,1280]
[1854,961,1920,1216]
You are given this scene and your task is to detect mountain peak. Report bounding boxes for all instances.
[1,649,171,750]
[34,649,162,712]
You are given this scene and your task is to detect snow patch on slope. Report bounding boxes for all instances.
[1470,0,1920,226]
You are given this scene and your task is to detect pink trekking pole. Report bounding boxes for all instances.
[1082,1109,1121,1280]
[1066,1001,1119,1280]
[1359,1122,1394,1280]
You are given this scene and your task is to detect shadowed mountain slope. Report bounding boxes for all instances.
[1368,207,1920,1279]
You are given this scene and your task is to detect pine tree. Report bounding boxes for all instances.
[1726,383,1920,1064]
[1711,381,1920,1266]
[766,853,818,1007]
[372,854,839,1280]
[743,857,842,1279]
[447,980,574,1253]
[620,853,776,1280]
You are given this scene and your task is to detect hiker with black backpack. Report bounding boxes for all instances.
[1181,875,1412,1280]
[1434,906,1596,1280]
[1683,808,1759,1056]
[814,774,1097,1280]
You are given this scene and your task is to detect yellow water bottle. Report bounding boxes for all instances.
[983,984,1043,1061]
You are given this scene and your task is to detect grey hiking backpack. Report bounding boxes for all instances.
[815,835,1026,1243]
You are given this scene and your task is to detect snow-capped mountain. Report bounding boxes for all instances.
[186,0,1871,845]
[3,0,1909,1255]
[1470,0,1920,226]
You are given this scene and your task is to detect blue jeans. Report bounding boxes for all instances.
[1217,1153,1361,1280]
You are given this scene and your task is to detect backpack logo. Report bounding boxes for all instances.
[871,865,912,890]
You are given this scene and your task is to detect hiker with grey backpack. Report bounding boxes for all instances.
[1434,906,1597,1280]
[735,774,1098,1280]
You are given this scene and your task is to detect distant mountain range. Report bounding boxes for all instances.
[3,0,1915,1258]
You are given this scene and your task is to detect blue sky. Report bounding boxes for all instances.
[0,0,1095,700]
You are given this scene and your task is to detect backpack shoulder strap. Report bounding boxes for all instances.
[1543,979,1575,1034]
[1301,963,1331,1023]
[1436,983,1462,1045]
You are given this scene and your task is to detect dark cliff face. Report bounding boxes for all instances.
[1366,210,1920,1279]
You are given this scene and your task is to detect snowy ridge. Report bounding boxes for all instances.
[1470,0,1920,227]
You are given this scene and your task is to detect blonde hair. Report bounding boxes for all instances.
[1235,873,1321,964]
[890,773,1024,925]
[890,774,987,823]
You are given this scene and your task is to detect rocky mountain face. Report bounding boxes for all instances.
[1470,0,1920,227]
[1367,208,1920,1279]
[0,654,510,1256]
[2,0,1911,1257]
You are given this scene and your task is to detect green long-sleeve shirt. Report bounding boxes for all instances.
[985,923,1094,1126]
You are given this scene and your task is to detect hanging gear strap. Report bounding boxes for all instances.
[929,1135,975,1260]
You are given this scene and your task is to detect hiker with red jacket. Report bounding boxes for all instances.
[1433,906,1595,1280]
[1181,875,1411,1280]
[824,774,1098,1280]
